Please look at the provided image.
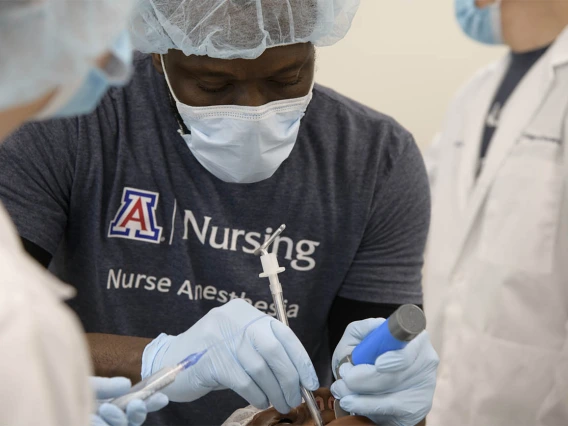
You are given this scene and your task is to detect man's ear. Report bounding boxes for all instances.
[151,53,164,74]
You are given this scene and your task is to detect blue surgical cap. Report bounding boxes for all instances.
[0,0,134,111]
[129,0,361,60]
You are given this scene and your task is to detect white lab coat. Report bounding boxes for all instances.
[425,28,568,426]
[0,203,93,425]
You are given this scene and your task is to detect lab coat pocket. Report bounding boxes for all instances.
[472,334,561,426]
[478,141,563,275]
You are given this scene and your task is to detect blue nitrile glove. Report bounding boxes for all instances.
[142,299,319,414]
[90,377,169,426]
[330,318,439,426]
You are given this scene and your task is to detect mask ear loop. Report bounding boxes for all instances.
[489,0,503,44]
[161,54,181,103]
[161,54,189,136]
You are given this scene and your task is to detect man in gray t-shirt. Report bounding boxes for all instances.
[0,5,436,425]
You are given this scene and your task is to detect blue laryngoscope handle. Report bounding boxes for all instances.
[351,317,407,365]
[334,305,426,418]
[349,304,426,366]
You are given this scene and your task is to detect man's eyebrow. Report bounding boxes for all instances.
[270,60,309,76]
[185,68,237,78]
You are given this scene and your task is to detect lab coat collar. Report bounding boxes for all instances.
[456,59,507,212]
[548,25,568,70]
[449,29,568,275]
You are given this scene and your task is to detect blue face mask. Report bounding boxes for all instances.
[51,67,115,118]
[38,30,133,120]
[455,0,502,45]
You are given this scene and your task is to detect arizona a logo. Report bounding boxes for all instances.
[108,188,163,243]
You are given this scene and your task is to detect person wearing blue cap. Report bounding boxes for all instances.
[0,1,438,425]
[0,1,169,425]
[425,0,568,424]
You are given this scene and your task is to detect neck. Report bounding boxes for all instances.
[0,110,28,142]
[501,2,568,53]
[0,91,55,143]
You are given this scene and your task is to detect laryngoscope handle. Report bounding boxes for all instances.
[334,304,426,418]
[350,304,426,365]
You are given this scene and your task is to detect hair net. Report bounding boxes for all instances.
[0,0,134,111]
[130,0,361,59]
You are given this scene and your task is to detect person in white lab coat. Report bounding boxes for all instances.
[1,4,354,426]
[425,0,568,425]
[0,2,168,425]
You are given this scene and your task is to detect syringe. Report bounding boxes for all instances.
[255,224,325,426]
[110,350,206,410]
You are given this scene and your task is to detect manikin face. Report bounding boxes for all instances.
[246,389,375,426]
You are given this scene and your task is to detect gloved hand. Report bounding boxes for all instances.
[90,377,169,426]
[142,299,319,414]
[330,318,439,426]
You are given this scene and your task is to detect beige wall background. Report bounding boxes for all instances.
[315,0,506,150]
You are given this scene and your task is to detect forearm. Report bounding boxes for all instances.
[86,333,152,383]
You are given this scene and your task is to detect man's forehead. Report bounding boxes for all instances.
[169,43,314,79]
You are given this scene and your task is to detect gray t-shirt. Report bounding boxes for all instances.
[0,54,429,426]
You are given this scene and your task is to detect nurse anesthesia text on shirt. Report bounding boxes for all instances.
[0,53,429,426]
[107,187,319,318]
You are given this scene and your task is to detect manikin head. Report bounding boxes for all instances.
[225,388,375,426]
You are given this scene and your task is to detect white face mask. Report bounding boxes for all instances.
[161,55,313,184]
